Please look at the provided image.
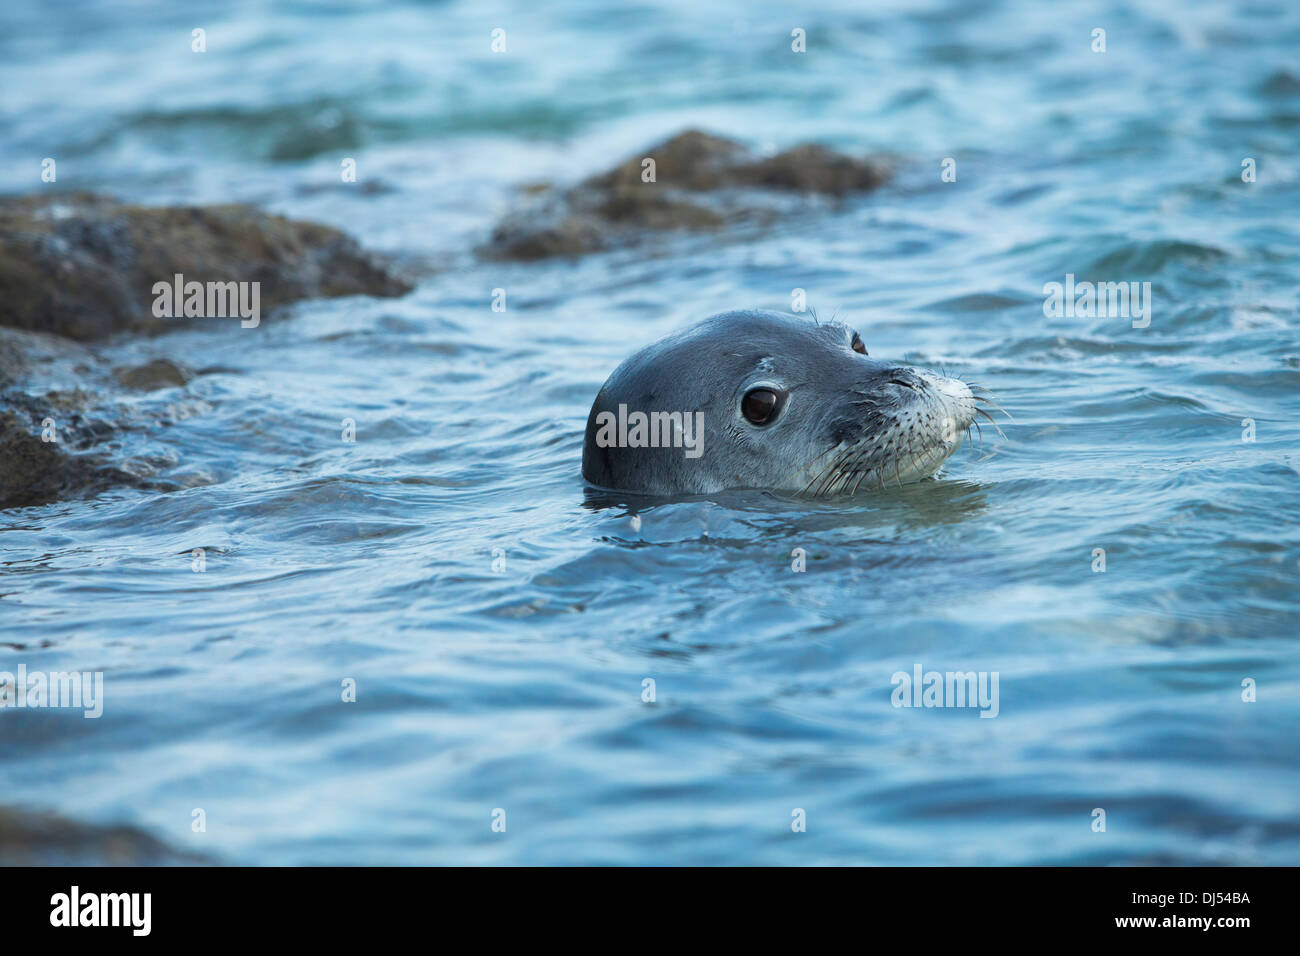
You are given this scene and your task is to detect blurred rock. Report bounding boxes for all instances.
[0,191,412,340]
[481,129,888,260]
[0,391,138,510]
[115,358,195,390]
[0,805,211,866]
[0,326,96,389]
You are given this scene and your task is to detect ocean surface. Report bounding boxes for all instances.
[2,0,1298,864]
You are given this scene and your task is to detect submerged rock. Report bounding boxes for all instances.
[115,357,195,390]
[583,131,885,195]
[0,391,139,510]
[0,191,414,509]
[0,325,96,390]
[0,191,412,340]
[482,129,888,260]
[0,805,211,865]
[0,330,187,509]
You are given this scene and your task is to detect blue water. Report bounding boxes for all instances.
[2,0,1299,864]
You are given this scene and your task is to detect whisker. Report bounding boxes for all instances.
[838,443,875,496]
[975,408,1007,440]
[816,446,856,497]
[806,455,839,497]
[974,395,1015,423]
[849,461,874,495]
[799,442,850,497]
[800,459,833,497]
[906,448,925,482]
[837,464,859,496]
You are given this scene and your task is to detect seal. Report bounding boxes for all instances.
[582,310,995,496]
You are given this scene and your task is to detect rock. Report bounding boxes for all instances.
[481,129,888,260]
[0,334,29,389]
[0,320,98,387]
[115,358,195,390]
[0,406,138,510]
[1259,69,1300,97]
[0,191,412,340]
[0,191,414,508]
[0,329,141,509]
[0,806,211,865]
[740,144,887,195]
[486,207,611,261]
[0,331,164,509]
[0,385,148,510]
[582,130,752,192]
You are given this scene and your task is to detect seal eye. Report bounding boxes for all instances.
[741,388,781,426]
[851,334,867,356]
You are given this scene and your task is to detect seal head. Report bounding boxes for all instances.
[582,310,979,496]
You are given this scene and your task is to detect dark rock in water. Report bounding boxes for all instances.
[0,191,412,340]
[0,392,139,510]
[0,193,412,507]
[297,177,395,197]
[481,129,888,260]
[0,329,152,509]
[582,130,886,196]
[0,322,100,389]
[739,144,887,195]
[0,805,212,865]
[115,357,195,390]
[582,130,752,192]
[485,209,613,261]
[1258,69,1300,96]
[0,334,30,389]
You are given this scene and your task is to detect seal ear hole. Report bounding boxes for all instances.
[851,333,868,356]
[741,387,783,426]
